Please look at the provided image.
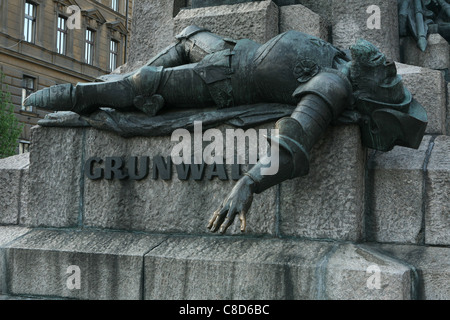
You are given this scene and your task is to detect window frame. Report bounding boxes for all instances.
[56,15,68,55]
[24,1,37,43]
[21,75,36,112]
[111,0,119,12]
[85,28,95,65]
[109,39,119,71]
[19,140,31,154]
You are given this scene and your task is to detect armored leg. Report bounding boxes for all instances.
[175,25,236,63]
[25,66,166,116]
[97,26,229,82]
[25,26,236,115]
[142,25,235,68]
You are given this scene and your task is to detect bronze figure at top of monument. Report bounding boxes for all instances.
[25,26,427,234]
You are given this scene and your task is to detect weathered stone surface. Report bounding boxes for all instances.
[367,136,432,244]
[0,227,31,294]
[26,127,84,228]
[289,0,332,24]
[0,228,416,300]
[326,244,412,300]
[19,170,29,225]
[331,0,400,61]
[191,0,330,8]
[279,4,329,40]
[191,0,318,8]
[82,124,278,236]
[447,82,450,136]
[28,122,369,239]
[401,34,450,70]
[5,229,167,300]
[191,0,263,8]
[0,294,52,300]
[144,236,414,300]
[0,152,29,170]
[396,63,447,135]
[0,153,29,225]
[279,125,366,241]
[375,243,450,300]
[173,0,279,44]
[126,0,185,72]
[145,236,328,300]
[425,135,450,245]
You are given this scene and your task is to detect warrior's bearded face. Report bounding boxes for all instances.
[349,39,405,105]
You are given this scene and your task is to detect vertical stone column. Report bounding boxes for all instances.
[26,127,85,228]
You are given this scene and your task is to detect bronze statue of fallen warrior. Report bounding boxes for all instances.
[25,26,427,234]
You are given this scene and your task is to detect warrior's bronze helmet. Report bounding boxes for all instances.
[349,39,404,104]
[347,39,427,151]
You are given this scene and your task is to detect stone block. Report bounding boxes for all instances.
[401,34,450,70]
[26,127,84,228]
[144,236,414,300]
[425,135,450,245]
[126,0,185,72]
[295,0,332,23]
[190,0,316,8]
[0,153,29,225]
[28,124,277,236]
[82,124,278,236]
[28,122,369,240]
[0,295,50,300]
[326,244,412,300]
[0,153,29,170]
[279,4,329,40]
[331,0,400,61]
[279,125,366,241]
[191,0,263,8]
[447,83,450,136]
[396,63,447,135]
[145,236,328,300]
[367,136,432,244]
[4,229,167,300]
[376,243,450,300]
[0,227,30,294]
[173,0,279,44]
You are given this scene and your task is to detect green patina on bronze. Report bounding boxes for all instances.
[25,26,428,234]
[399,0,450,51]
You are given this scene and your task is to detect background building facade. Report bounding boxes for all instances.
[0,0,133,153]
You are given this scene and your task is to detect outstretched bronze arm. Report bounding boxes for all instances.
[208,71,352,234]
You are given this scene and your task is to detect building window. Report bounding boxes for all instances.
[24,1,37,43]
[19,141,30,154]
[109,40,119,71]
[85,29,95,65]
[57,16,67,55]
[111,0,119,12]
[21,76,35,112]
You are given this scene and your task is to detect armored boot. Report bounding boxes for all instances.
[24,66,166,116]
